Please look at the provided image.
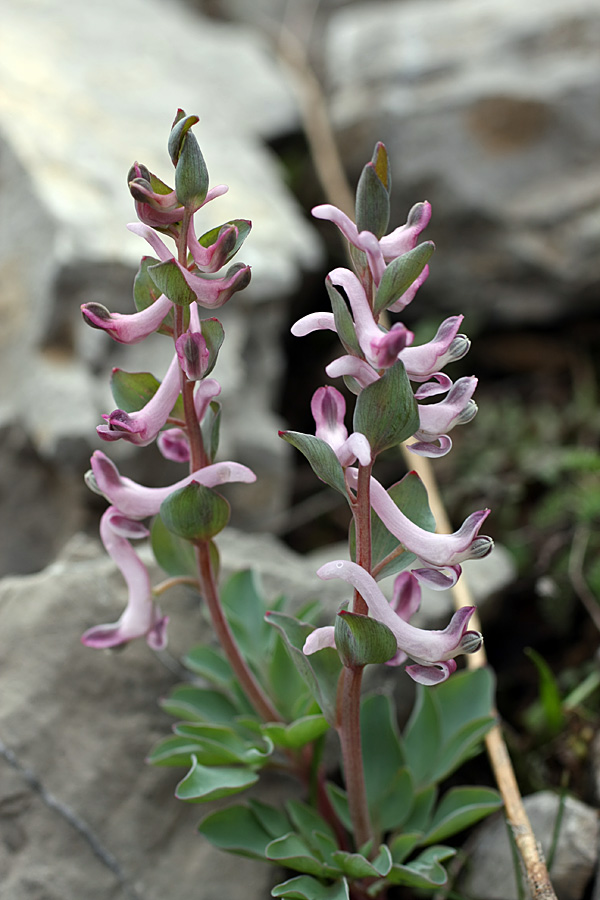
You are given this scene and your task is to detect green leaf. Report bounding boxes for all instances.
[160,684,240,724]
[199,804,272,859]
[432,668,496,781]
[433,716,496,784]
[266,834,338,878]
[182,645,233,688]
[384,845,455,888]
[524,647,565,736]
[371,142,391,192]
[110,369,160,413]
[262,715,330,751]
[168,111,199,164]
[389,832,423,865]
[326,279,361,358]
[146,735,207,768]
[148,259,197,307]
[355,162,390,239]
[267,630,311,719]
[160,482,230,541]
[248,799,291,840]
[272,876,350,900]
[280,432,348,497]
[150,514,197,578]
[402,785,437,833]
[197,219,252,262]
[361,694,405,821]
[353,360,419,455]
[265,612,341,724]
[221,570,272,667]
[325,783,352,832]
[198,317,225,378]
[173,723,273,766]
[334,610,397,667]
[286,799,337,850]
[133,255,176,335]
[403,687,442,787]
[175,127,209,209]
[200,400,221,464]
[377,767,415,832]
[374,243,435,316]
[423,787,503,844]
[175,756,258,802]
[330,845,392,879]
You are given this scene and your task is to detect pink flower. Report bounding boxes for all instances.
[408,376,478,457]
[127,223,250,309]
[399,316,470,381]
[87,450,256,520]
[345,469,492,588]
[312,200,432,291]
[97,353,182,447]
[304,562,482,685]
[81,507,168,650]
[311,386,371,467]
[81,292,174,344]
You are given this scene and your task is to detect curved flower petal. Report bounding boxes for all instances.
[346,470,493,567]
[81,293,174,344]
[379,201,432,261]
[326,355,379,389]
[399,316,469,380]
[89,450,256,519]
[157,428,190,463]
[387,264,430,313]
[406,660,457,685]
[417,376,478,437]
[81,507,168,650]
[337,433,372,468]
[291,312,337,337]
[303,625,336,655]
[312,204,360,246]
[97,353,181,447]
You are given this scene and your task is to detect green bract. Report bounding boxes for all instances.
[334,610,397,667]
[148,259,197,307]
[160,482,230,541]
[353,359,419,454]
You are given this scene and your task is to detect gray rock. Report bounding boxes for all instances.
[0,0,322,521]
[324,0,600,323]
[0,534,277,900]
[459,790,599,900]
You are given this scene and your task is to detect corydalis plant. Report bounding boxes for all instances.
[82,120,500,900]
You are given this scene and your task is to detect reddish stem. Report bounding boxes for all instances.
[335,462,375,850]
[337,665,372,850]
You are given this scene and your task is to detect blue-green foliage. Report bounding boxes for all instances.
[149,569,501,899]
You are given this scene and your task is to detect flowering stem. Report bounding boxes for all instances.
[336,461,374,850]
[337,665,373,851]
[172,209,281,725]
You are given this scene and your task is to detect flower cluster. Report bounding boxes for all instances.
[292,144,492,684]
[80,111,254,649]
